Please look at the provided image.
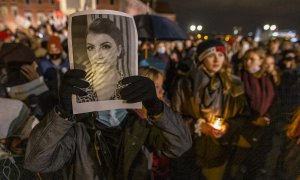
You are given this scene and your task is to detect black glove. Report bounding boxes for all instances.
[57,69,89,118]
[119,76,163,116]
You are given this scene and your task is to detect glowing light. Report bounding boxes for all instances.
[272,32,279,37]
[197,25,203,31]
[211,117,224,130]
[190,25,196,31]
[291,37,298,42]
[204,35,208,40]
[263,24,270,30]
[233,29,239,35]
[197,33,202,39]
[270,25,277,31]
[225,35,230,41]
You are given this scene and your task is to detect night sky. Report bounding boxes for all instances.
[167,0,300,35]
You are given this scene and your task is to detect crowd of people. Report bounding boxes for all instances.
[1,19,300,180]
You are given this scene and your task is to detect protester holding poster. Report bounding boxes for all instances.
[69,11,141,114]
[24,10,192,180]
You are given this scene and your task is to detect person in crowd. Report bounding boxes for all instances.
[0,43,56,118]
[171,39,250,180]
[234,48,276,179]
[267,38,282,65]
[23,70,192,180]
[137,66,171,180]
[0,43,54,179]
[39,35,69,97]
[23,19,192,180]
[279,49,297,71]
[147,41,170,70]
[278,107,300,179]
[155,42,170,66]
[281,39,295,51]
[265,54,281,87]
[278,49,298,114]
[231,37,251,75]
[0,97,38,179]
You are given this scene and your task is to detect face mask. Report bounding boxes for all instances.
[96,109,128,127]
[248,66,261,74]
[49,53,61,60]
[157,47,166,54]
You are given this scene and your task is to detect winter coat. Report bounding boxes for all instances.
[280,139,300,179]
[171,67,251,168]
[24,104,192,180]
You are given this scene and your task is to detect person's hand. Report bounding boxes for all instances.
[57,69,89,118]
[20,62,39,81]
[211,123,228,139]
[252,116,270,127]
[119,76,163,116]
[200,122,213,136]
[194,119,228,138]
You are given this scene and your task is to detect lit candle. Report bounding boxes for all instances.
[211,117,224,130]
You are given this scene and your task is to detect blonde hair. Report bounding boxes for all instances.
[243,47,267,77]
[265,54,281,86]
[200,55,233,94]
[138,66,164,81]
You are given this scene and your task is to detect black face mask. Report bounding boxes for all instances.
[49,53,62,60]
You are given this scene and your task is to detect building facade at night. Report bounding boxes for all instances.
[0,0,176,31]
[0,0,60,29]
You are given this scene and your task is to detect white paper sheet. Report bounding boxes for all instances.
[68,10,142,114]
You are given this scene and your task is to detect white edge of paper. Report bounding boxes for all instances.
[72,95,142,114]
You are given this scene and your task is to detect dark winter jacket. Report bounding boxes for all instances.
[24,104,192,180]
[171,67,251,168]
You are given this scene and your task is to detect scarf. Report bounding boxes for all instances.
[189,67,224,122]
[241,70,275,116]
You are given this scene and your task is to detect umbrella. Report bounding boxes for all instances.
[134,14,188,41]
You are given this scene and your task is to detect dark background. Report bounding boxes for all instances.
[166,0,300,34]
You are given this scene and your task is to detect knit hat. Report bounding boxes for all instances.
[47,35,63,52]
[196,39,226,63]
[0,43,36,67]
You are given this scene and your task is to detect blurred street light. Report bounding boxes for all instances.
[263,24,270,30]
[197,33,202,39]
[197,25,203,31]
[225,35,231,41]
[272,32,279,37]
[190,25,196,31]
[270,25,277,31]
[233,26,242,35]
[233,29,239,35]
[204,35,208,40]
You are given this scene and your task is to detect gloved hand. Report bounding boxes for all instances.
[57,69,89,118]
[119,76,163,116]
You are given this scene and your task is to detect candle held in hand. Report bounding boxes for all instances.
[211,117,224,130]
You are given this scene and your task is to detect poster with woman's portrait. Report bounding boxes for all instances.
[68,10,141,114]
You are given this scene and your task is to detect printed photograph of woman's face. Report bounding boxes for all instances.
[70,13,136,104]
[86,18,123,101]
